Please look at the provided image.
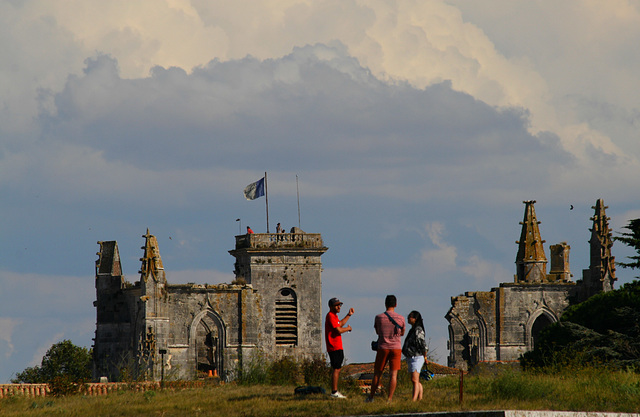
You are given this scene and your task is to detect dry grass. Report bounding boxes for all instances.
[1,367,640,416]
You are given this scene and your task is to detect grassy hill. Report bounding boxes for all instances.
[2,366,640,416]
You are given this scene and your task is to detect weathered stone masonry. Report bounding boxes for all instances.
[93,228,327,381]
[446,199,616,370]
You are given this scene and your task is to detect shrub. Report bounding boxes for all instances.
[143,390,157,402]
[49,375,85,397]
[237,353,269,385]
[301,357,330,386]
[238,355,332,387]
[268,357,302,385]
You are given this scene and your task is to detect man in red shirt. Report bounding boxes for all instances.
[367,294,405,402]
[325,297,354,399]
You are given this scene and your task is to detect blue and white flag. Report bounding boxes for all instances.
[243,177,265,200]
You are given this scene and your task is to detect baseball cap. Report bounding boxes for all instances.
[328,297,343,307]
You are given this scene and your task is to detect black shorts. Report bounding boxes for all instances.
[328,350,344,369]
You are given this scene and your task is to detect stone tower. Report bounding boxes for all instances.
[229,228,328,362]
[93,240,131,379]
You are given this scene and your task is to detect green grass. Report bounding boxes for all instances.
[2,368,640,416]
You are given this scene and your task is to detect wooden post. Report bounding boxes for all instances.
[459,369,464,404]
[159,348,167,389]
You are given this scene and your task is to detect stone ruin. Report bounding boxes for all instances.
[93,228,327,381]
[446,199,616,370]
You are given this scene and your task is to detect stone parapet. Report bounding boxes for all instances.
[235,233,324,249]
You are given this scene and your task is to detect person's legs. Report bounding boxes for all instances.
[368,350,389,400]
[388,369,398,401]
[369,370,382,399]
[328,350,344,394]
[407,356,425,401]
[331,367,340,392]
[411,371,422,401]
[387,349,402,402]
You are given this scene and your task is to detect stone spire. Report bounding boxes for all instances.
[137,229,168,361]
[515,200,547,283]
[586,199,616,293]
[139,228,166,283]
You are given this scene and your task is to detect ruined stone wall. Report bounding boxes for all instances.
[446,293,476,371]
[446,283,575,369]
[445,290,497,371]
[161,284,259,380]
[496,283,573,361]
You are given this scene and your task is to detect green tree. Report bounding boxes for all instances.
[12,340,92,384]
[614,218,640,274]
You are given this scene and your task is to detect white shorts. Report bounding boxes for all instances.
[407,355,425,373]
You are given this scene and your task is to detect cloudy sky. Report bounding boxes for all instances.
[2,0,640,382]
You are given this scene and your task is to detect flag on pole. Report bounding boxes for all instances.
[243,177,265,200]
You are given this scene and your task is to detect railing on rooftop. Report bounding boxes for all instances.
[234,233,324,250]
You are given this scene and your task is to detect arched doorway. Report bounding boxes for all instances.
[531,313,553,349]
[194,312,224,378]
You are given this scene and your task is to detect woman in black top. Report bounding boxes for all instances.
[402,310,427,401]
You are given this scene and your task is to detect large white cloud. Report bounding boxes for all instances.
[448,0,640,156]
[4,0,640,163]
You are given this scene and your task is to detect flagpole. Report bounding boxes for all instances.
[296,174,301,229]
[265,171,270,233]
